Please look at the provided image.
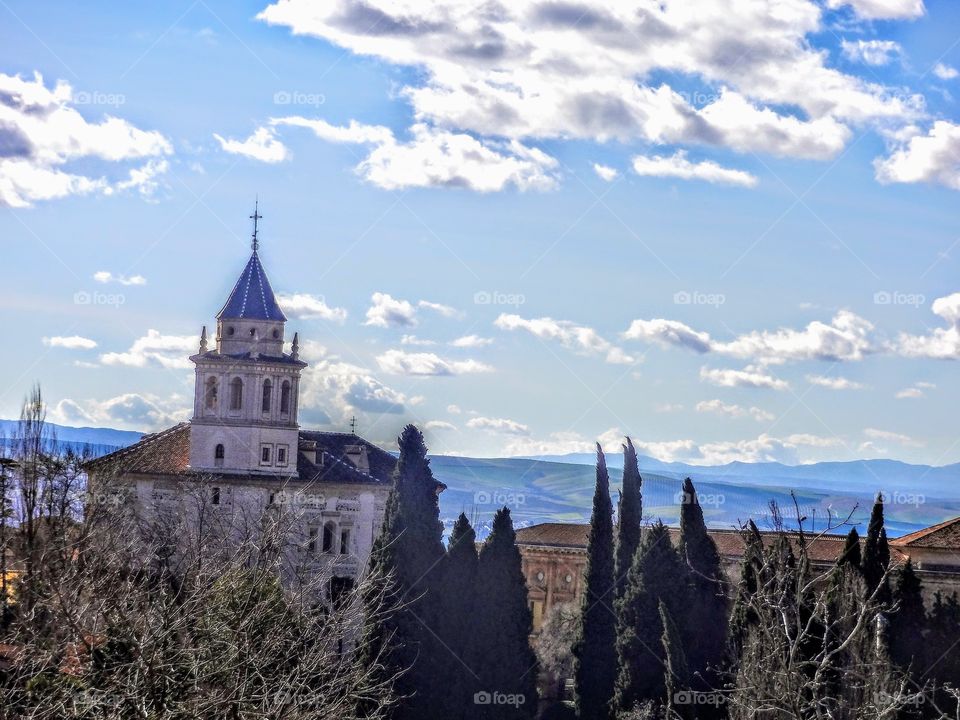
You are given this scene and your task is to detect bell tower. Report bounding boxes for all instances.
[188,203,307,475]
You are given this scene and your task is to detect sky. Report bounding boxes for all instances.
[1,0,959,465]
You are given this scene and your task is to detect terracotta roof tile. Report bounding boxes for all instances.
[516,522,909,564]
[87,424,395,485]
[891,516,960,549]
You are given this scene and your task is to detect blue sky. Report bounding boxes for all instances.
[1,0,959,464]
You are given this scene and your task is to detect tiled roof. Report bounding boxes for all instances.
[892,516,960,549]
[86,423,191,475]
[217,251,286,322]
[514,522,591,548]
[86,424,395,485]
[516,522,909,564]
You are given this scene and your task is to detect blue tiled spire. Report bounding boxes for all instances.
[216,251,287,321]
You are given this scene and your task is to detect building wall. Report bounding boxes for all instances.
[518,541,960,632]
[113,472,390,589]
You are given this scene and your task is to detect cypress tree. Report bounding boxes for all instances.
[615,438,643,603]
[727,520,763,662]
[660,600,691,720]
[677,478,728,699]
[573,445,617,720]
[472,507,538,719]
[838,527,861,569]
[889,559,926,674]
[358,425,446,720]
[437,513,480,719]
[862,494,890,596]
[615,520,693,713]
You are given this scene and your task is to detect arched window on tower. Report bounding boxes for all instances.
[214,443,224,467]
[229,377,243,411]
[280,380,291,415]
[261,379,272,414]
[204,377,218,411]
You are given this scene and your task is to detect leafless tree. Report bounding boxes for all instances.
[726,499,927,720]
[0,389,400,720]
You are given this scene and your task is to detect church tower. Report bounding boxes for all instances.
[188,204,307,475]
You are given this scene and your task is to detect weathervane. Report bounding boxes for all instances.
[250,198,262,252]
[349,416,357,434]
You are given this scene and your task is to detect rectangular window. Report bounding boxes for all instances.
[308,527,318,553]
[340,529,350,555]
[277,446,287,465]
[261,445,271,464]
[211,487,221,506]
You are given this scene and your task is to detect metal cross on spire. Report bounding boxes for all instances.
[250,198,262,253]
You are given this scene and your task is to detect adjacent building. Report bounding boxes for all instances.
[517,518,960,632]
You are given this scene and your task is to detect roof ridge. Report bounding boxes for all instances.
[891,515,960,545]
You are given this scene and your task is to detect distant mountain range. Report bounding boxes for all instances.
[3,421,958,539]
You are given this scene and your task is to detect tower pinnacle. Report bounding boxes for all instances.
[250,198,262,253]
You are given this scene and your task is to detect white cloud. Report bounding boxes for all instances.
[447,404,462,415]
[715,311,876,363]
[695,399,774,422]
[94,271,146,286]
[49,393,190,431]
[42,335,97,350]
[895,380,935,399]
[257,0,924,190]
[99,329,196,369]
[862,427,924,448]
[700,365,789,391]
[213,126,289,163]
[495,313,633,364]
[622,318,712,353]
[841,39,902,66]
[875,121,960,191]
[631,150,758,187]
[296,340,409,421]
[375,349,493,376]
[364,292,417,328]
[806,374,865,390]
[450,334,493,348]
[425,420,457,431]
[934,63,959,81]
[274,118,559,192]
[277,292,347,322]
[270,116,394,145]
[593,163,618,182]
[826,0,924,20]
[500,428,840,464]
[466,416,530,436]
[418,299,460,318]
[0,72,172,207]
[897,292,960,358]
[624,310,876,364]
